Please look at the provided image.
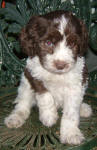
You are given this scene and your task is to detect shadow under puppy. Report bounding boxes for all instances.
[5,10,92,145]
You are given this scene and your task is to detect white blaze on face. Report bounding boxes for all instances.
[54,15,67,35]
[54,39,74,63]
[59,15,68,35]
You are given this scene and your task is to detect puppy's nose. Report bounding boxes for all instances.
[54,60,69,70]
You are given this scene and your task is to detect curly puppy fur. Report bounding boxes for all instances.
[5,10,92,145]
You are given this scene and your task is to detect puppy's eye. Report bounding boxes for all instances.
[46,40,53,47]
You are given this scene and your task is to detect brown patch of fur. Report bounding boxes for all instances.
[39,30,63,57]
[19,16,49,57]
[64,12,88,57]
[42,10,67,20]
[66,33,81,60]
[24,68,47,94]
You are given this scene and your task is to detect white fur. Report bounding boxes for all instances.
[5,55,92,144]
[60,119,85,145]
[36,92,58,127]
[80,103,92,118]
[4,73,36,128]
[54,15,67,35]
[4,15,92,145]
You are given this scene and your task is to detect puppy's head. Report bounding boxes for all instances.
[20,10,88,74]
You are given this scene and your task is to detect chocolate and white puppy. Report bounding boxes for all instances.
[5,10,92,145]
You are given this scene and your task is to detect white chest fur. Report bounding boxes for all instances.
[26,56,85,108]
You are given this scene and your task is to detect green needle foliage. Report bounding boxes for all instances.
[0,0,97,86]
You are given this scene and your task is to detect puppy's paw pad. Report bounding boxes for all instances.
[60,127,85,145]
[4,114,25,128]
[80,103,92,118]
[40,110,58,127]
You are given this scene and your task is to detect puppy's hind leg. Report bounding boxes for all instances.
[80,103,92,118]
[4,73,36,128]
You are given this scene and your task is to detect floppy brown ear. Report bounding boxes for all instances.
[79,20,88,56]
[19,16,37,56]
[19,16,48,57]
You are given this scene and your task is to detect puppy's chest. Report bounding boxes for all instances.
[43,73,72,93]
[42,70,82,94]
[44,76,65,90]
[43,75,67,106]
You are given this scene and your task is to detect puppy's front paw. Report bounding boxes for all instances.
[4,113,25,128]
[60,127,85,145]
[39,109,58,127]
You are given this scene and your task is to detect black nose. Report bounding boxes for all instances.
[54,60,69,70]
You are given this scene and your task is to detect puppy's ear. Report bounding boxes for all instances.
[79,20,88,56]
[19,16,48,56]
[19,16,36,56]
